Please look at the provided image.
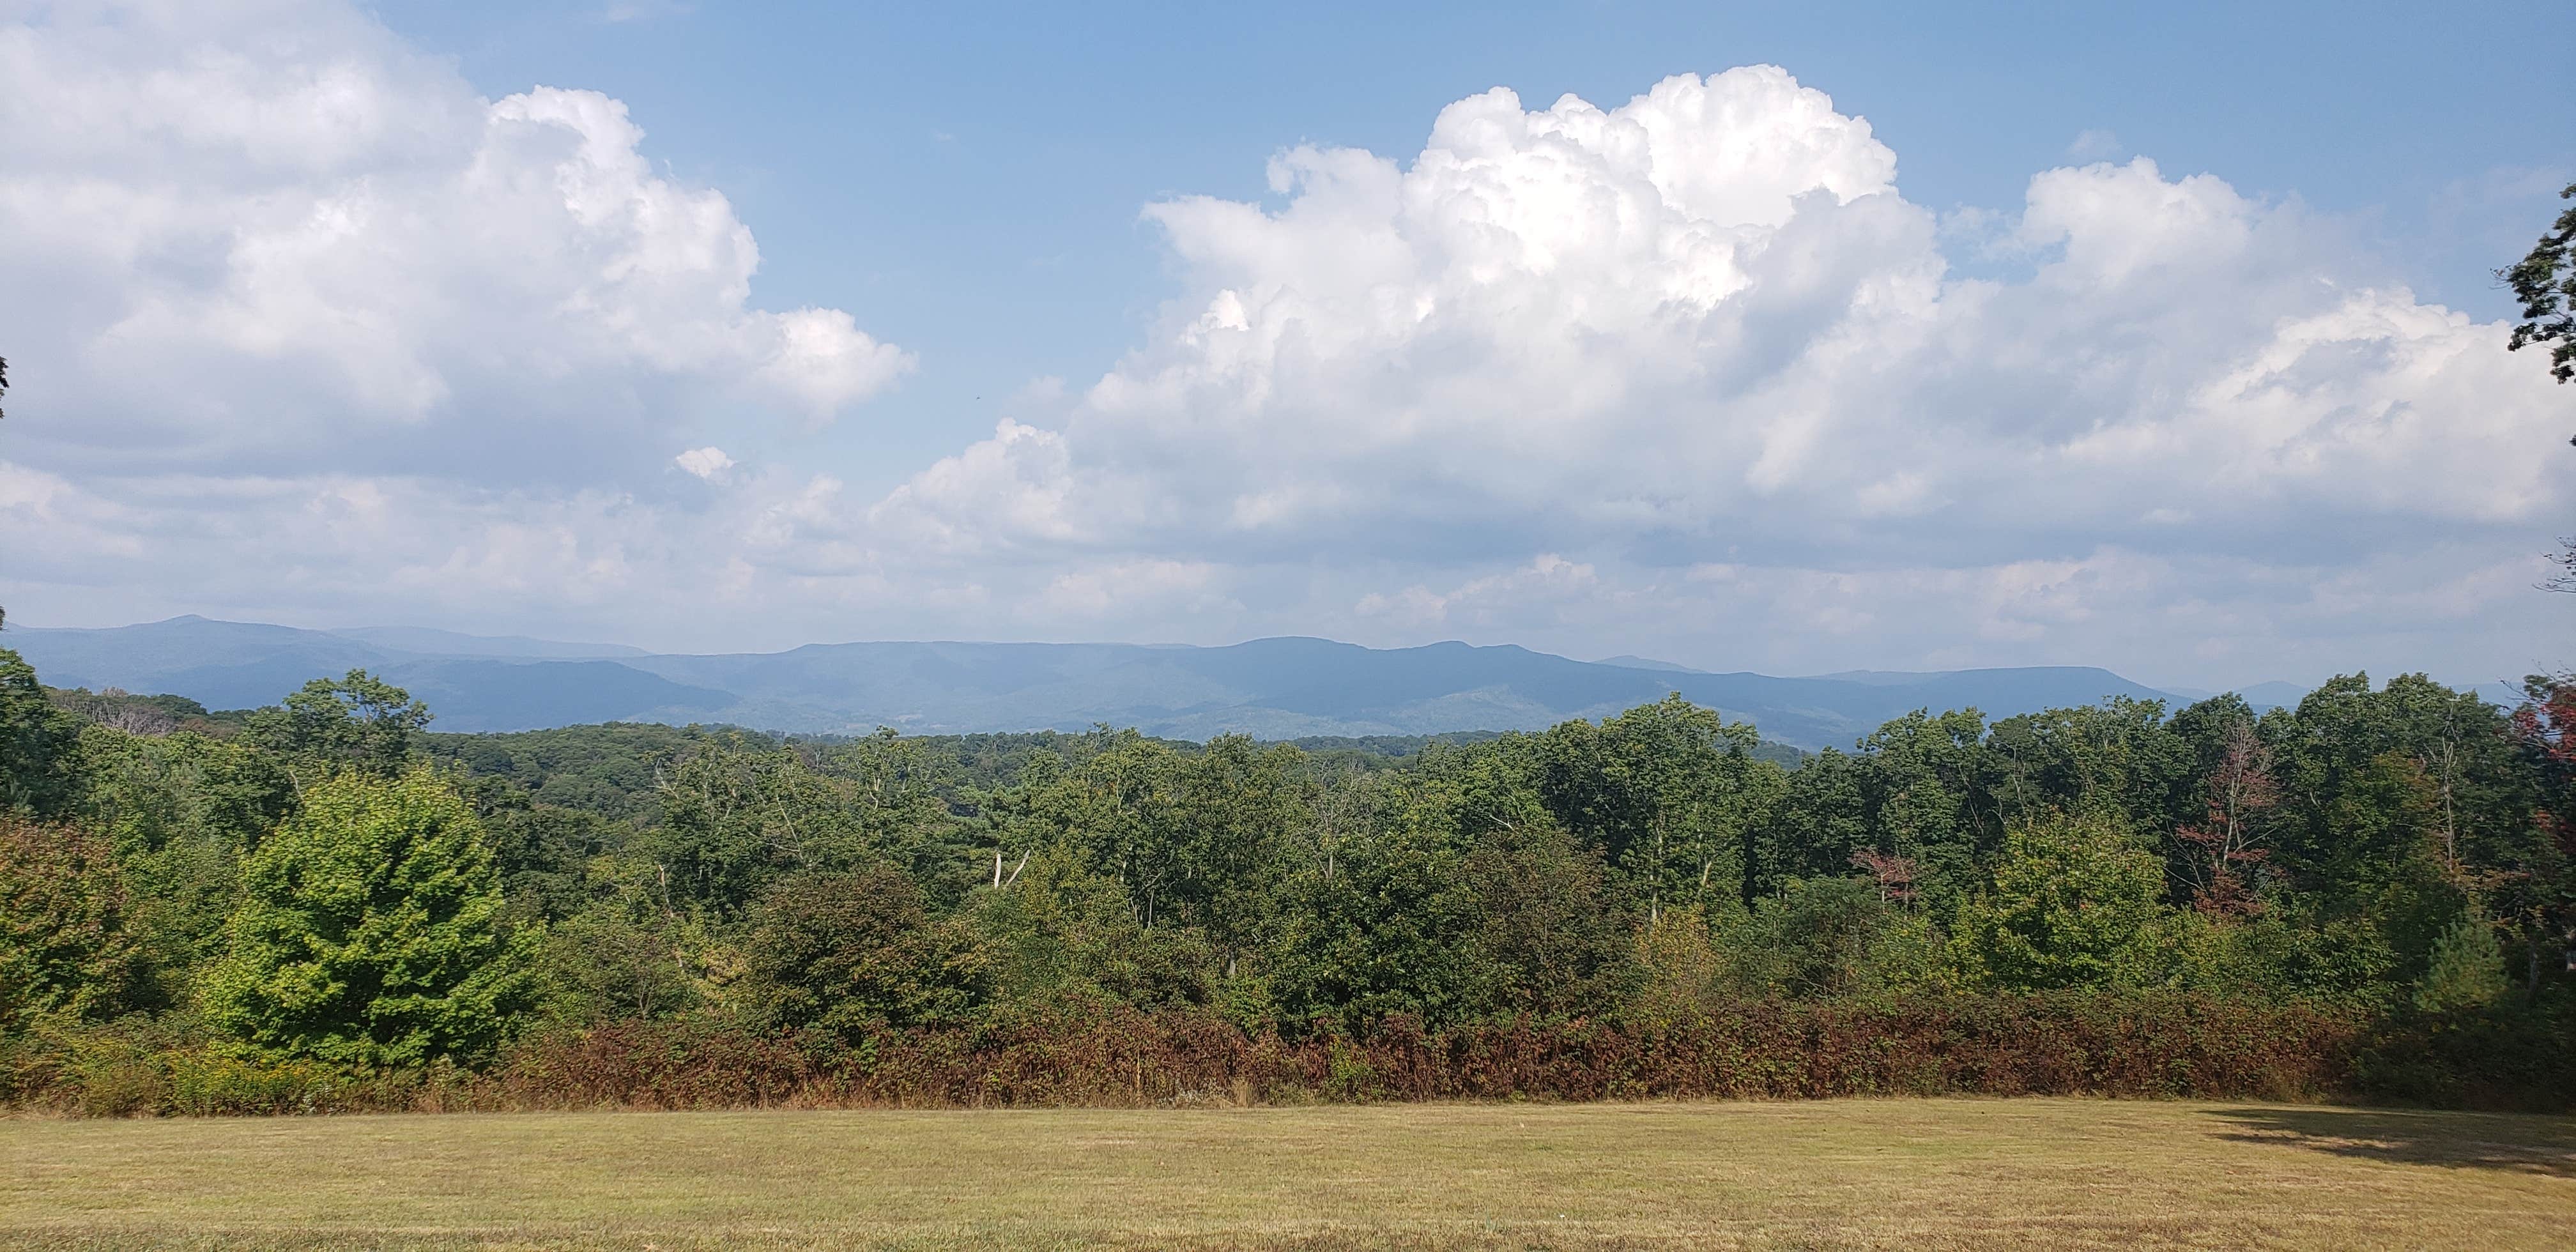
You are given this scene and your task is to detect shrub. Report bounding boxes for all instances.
[461,993,2359,1111]
[2355,1000,2576,1111]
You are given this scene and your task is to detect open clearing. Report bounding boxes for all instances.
[6,1097,2573,1249]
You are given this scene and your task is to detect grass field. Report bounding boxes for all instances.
[5,1097,2573,1249]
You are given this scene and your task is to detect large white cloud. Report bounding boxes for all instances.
[0,0,908,484]
[1,5,2564,686]
[877,72,2554,566]
[849,70,2565,679]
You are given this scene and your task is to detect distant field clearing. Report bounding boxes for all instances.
[6,1097,2573,1249]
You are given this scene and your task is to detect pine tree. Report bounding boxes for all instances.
[2412,914,2509,1013]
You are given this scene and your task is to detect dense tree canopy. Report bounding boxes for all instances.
[2,645,2570,1105]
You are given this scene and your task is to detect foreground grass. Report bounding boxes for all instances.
[5,1097,2573,1249]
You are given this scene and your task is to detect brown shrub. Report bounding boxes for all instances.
[19,994,2481,1117]
[475,993,2359,1111]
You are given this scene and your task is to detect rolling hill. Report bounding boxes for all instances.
[6,615,2248,749]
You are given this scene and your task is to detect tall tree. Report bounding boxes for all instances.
[2504,182,2576,389]
[1528,696,1773,920]
[1859,708,1993,903]
[645,737,937,917]
[2173,720,2281,917]
[246,671,432,782]
[2503,183,2576,588]
[76,726,293,995]
[734,864,989,1037]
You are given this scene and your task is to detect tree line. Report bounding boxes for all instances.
[3,645,2571,1110]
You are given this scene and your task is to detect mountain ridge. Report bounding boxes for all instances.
[4,615,2297,749]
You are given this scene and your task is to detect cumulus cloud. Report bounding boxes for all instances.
[1,16,2562,685]
[856,70,2563,680]
[0,0,908,486]
[885,77,2554,569]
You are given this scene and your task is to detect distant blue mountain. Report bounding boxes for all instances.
[1,615,2296,747]
[328,625,646,660]
[1594,655,1707,674]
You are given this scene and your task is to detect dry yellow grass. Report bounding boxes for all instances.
[4,1097,2572,1249]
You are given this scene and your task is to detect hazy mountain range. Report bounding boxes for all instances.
[4,615,2319,749]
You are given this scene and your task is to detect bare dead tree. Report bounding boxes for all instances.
[2175,721,2279,917]
[1850,848,1920,906]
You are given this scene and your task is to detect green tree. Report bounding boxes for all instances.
[246,671,431,781]
[1462,822,1632,1016]
[643,735,963,917]
[75,725,293,1000]
[1751,746,1871,896]
[1954,811,2175,991]
[2271,675,2531,900]
[970,842,1217,1010]
[204,770,535,1067]
[1528,696,1774,920]
[0,817,143,1031]
[2413,913,2510,1013]
[1714,876,1940,1001]
[537,903,702,1023]
[2503,181,2576,388]
[475,802,621,924]
[1859,708,1994,903]
[1987,697,2191,833]
[733,864,989,1035]
[0,648,82,816]
[1007,732,1308,976]
[1269,774,1488,1028]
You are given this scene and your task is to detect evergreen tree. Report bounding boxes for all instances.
[2413,913,2510,1013]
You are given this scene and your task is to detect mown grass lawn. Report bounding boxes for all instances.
[5,1097,2572,1249]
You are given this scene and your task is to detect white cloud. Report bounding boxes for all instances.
[673,447,735,479]
[1,21,2563,687]
[0,0,908,485]
[855,73,2563,683]
[1357,555,1600,629]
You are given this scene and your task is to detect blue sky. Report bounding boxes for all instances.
[376,0,2573,492]
[1,0,2569,688]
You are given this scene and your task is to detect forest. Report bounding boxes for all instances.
[3,643,2571,1115]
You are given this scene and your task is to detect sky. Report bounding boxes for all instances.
[1,0,2571,690]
